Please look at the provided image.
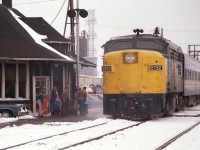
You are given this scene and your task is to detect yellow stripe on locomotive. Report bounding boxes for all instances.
[102,49,167,94]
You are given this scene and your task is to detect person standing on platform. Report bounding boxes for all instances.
[36,86,44,117]
[73,88,79,115]
[62,86,69,116]
[51,86,61,116]
[78,87,87,116]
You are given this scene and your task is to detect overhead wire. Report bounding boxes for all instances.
[14,0,67,25]
[63,0,70,37]
[51,0,67,25]
[14,0,56,5]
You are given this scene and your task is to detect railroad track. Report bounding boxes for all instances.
[155,120,200,150]
[0,121,108,150]
[170,108,200,117]
[1,120,145,150]
[173,114,200,117]
[60,121,145,150]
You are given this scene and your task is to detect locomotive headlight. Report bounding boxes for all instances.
[124,53,136,63]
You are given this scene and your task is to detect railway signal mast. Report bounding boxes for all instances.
[66,0,88,88]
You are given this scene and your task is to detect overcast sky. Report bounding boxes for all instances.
[13,0,200,76]
[13,0,200,52]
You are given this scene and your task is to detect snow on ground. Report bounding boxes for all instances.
[66,117,200,150]
[0,118,111,149]
[0,105,200,150]
[0,114,35,123]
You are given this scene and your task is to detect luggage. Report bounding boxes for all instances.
[54,100,61,112]
[51,99,61,115]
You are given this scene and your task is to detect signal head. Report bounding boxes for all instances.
[79,9,88,18]
[67,9,76,18]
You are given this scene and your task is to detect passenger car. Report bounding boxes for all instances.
[0,104,28,118]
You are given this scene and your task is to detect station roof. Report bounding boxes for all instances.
[0,4,74,62]
[20,17,71,44]
[10,7,95,67]
[70,53,97,67]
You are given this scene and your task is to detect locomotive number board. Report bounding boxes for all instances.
[150,65,162,71]
[102,66,112,72]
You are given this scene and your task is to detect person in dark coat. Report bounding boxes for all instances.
[78,87,87,116]
[73,88,79,115]
[36,86,44,117]
[61,86,69,116]
[51,86,61,116]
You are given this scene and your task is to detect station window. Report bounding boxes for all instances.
[5,64,16,98]
[19,64,26,98]
[0,63,28,99]
[53,65,63,94]
[32,63,41,76]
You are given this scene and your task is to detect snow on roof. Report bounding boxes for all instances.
[9,10,74,62]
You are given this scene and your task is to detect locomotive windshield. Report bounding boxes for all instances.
[105,41,132,52]
[104,38,167,54]
[136,40,163,51]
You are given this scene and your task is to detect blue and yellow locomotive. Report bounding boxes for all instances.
[102,29,200,120]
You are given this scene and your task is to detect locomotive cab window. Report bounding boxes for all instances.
[104,40,132,54]
[136,39,164,52]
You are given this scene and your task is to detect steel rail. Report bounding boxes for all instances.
[155,120,200,150]
[59,121,145,150]
[0,122,108,150]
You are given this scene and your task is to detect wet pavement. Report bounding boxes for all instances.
[0,96,111,128]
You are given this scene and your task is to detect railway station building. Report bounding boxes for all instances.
[0,2,96,115]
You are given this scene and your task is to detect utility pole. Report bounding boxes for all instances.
[63,0,75,44]
[76,0,80,89]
